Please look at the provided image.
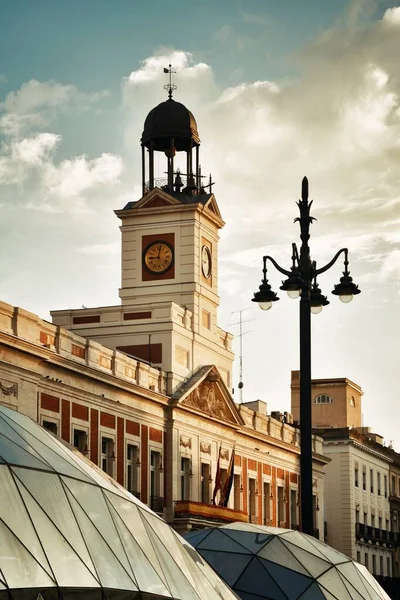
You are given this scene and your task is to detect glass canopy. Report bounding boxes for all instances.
[185,522,391,599]
[0,404,237,600]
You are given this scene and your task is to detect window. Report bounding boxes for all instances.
[370,469,374,493]
[350,396,355,407]
[248,479,256,522]
[180,457,191,501]
[150,450,162,512]
[372,554,376,575]
[43,420,58,435]
[263,482,271,525]
[234,474,241,511]
[378,472,381,496]
[357,551,361,563]
[363,511,368,525]
[73,429,87,453]
[380,556,383,576]
[378,516,382,530]
[126,444,139,495]
[201,463,210,504]
[387,557,391,577]
[384,475,388,498]
[101,437,114,477]
[355,466,359,487]
[392,475,396,497]
[277,486,285,525]
[386,519,390,532]
[371,514,375,528]
[313,394,333,404]
[290,489,297,528]
[365,553,369,570]
[362,470,366,491]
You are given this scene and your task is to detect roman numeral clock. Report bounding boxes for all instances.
[143,240,174,275]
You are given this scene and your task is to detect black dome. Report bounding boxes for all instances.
[141,98,200,152]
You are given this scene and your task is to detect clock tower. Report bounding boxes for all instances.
[51,82,233,392]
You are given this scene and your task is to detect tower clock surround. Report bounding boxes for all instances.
[143,240,174,275]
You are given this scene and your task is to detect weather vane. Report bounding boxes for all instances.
[163,64,177,99]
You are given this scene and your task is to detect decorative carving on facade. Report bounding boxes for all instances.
[200,441,211,454]
[220,448,229,461]
[183,381,236,423]
[0,382,18,397]
[180,435,192,449]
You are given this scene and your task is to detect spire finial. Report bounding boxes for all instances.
[163,64,177,99]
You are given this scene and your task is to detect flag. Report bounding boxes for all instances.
[220,447,235,507]
[212,444,222,504]
[163,67,169,73]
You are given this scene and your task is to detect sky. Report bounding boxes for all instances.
[1,0,400,447]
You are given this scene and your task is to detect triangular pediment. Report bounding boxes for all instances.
[134,187,181,209]
[204,194,222,219]
[172,366,244,426]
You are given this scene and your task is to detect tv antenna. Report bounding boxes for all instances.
[228,308,254,403]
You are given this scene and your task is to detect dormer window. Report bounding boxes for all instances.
[313,394,333,404]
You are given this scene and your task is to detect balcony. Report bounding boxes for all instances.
[150,495,164,514]
[174,500,248,529]
[355,523,395,546]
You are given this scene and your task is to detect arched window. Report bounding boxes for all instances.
[313,394,333,404]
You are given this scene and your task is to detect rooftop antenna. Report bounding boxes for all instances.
[163,64,177,99]
[228,309,254,403]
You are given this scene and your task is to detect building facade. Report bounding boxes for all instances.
[0,92,328,536]
[291,369,400,589]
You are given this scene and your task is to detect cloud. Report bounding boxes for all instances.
[0,79,109,136]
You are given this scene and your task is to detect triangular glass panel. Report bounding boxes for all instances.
[221,529,272,553]
[199,549,252,587]
[318,569,354,599]
[0,581,6,590]
[65,486,137,590]
[279,531,330,561]
[0,519,56,588]
[297,581,330,599]
[0,433,53,471]
[280,539,332,578]
[261,559,313,598]
[336,562,374,599]
[173,533,237,600]
[140,514,201,600]
[185,528,213,548]
[61,477,133,577]
[338,571,370,600]
[197,530,252,554]
[0,414,93,483]
[0,468,54,577]
[316,586,341,600]
[140,510,198,587]
[13,468,97,578]
[306,536,350,566]
[234,556,287,599]
[257,536,310,576]
[105,497,171,597]
[104,491,168,588]
[15,479,101,588]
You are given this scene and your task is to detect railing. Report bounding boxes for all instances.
[355,523,398,545]
[150,495,164,513]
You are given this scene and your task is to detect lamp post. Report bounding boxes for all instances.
[252,177,360,536]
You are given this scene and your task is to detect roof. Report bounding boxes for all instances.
[122,191,212,211]
[0,404,237,599]
[141,98,200,152]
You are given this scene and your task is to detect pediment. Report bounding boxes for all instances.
[204,195,222,218]
[173,366,244,426]
[134,188,181,209]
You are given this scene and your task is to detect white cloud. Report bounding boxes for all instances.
[44,153,123,199]
[12,133,60,165]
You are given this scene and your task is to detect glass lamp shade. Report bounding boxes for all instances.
[287,289,301,299]
[311,305,323,314]
[259,301,273,311]
[339,293,353,303]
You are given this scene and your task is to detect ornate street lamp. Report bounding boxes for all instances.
[252,177,360,536]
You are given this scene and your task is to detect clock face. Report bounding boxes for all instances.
[201,245,212,278]
[144,241,174,274]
